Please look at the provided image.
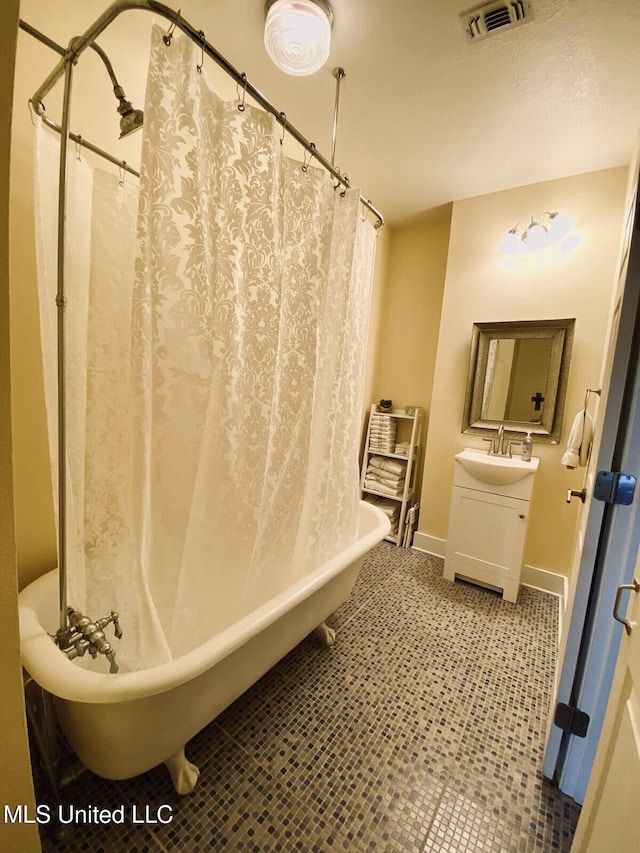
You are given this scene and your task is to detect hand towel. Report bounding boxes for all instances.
[561,410,594,469]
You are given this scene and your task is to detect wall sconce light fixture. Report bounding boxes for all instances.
[498,212,576,255]
[264,0,333,76]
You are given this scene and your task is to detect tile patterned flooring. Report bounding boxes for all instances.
[34,543,581,852]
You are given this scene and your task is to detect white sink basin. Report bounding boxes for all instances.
[455,448,540,486]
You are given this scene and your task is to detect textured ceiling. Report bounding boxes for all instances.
[19,0,640,224]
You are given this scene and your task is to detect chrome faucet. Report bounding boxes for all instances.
[483,425,510,456]
[55,607,123,674]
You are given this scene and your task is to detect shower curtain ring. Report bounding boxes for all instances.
[237,73,247,111]
[302,143,316,173]
[279,112,287,145]
[196,30,205,74]
[163,9,181,46]
[118,163,126,187]
[75,136,82,160]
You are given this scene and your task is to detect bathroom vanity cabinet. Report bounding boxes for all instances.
[360,405,421,546]
[443,449,539,602]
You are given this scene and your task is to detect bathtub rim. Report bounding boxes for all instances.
[19,500,390,704]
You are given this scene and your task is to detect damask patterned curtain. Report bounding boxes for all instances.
[34,26,377,666]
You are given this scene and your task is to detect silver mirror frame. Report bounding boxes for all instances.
[462,318,575,444]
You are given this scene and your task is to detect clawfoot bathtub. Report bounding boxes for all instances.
[19,501,389,794]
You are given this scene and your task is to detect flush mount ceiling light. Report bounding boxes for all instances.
[498,211,576,255]
[264,0,333,76]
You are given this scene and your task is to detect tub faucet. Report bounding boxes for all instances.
[56,607,123,674]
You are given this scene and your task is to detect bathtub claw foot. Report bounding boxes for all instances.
[314,622,336,647]
[164,748,200,795]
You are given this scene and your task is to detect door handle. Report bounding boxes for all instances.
[613,578,640,635]
[567,488,587,504]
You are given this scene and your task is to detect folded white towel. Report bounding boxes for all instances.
[369,443,396,454]
[364,477,404,496]
[363,496,399,519]
[365,471,404,491]
[369,456,406,476]
[561,410,594,468]
[365,468,404,487]
[376,504,400,520]
[367,471,405,488]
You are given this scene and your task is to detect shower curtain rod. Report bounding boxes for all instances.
[27,0,384,228]
[41,115,141,180]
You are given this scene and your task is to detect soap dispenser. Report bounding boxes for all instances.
[521,431,533,462]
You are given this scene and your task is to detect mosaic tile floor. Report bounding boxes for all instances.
[33,543,580,852]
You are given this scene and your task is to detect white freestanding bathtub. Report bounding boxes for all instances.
[19,500,389,793]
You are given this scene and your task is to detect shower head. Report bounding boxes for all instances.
[115,85,144,138]
[89,43,144,140]
[119,105,144,138]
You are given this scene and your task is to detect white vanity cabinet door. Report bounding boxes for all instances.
[444,486,529,602]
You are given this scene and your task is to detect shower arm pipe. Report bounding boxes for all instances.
[29,0,384,227]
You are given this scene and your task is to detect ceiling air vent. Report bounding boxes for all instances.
[461,0,534,42]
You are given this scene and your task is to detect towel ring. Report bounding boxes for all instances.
[584,387,602,410]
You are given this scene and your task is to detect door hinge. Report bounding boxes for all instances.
[554,702,590,737]
[593,471,636,506]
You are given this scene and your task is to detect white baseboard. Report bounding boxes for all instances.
[411,532,446,558]
[521,563,566,599]
[412,532,566,600]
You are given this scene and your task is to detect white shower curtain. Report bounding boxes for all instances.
[34,25,377,666]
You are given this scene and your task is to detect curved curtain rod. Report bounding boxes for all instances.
[21,20,140,178]
[28,0,384,228]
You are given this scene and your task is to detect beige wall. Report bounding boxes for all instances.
[365,205,452,495]
[361,226,390,442]
[1,2,41,851]
[372,205,452,414]
[417,168,628,577]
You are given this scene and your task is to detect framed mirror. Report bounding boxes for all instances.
[462,318,575,443]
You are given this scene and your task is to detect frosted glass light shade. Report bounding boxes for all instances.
[547,212,576,243]
[498,212,576,255]
[264,0,332,76]
[523,222,548,251]
[497,229,523,255]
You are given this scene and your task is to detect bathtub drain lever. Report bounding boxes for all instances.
[55,607,123,673]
